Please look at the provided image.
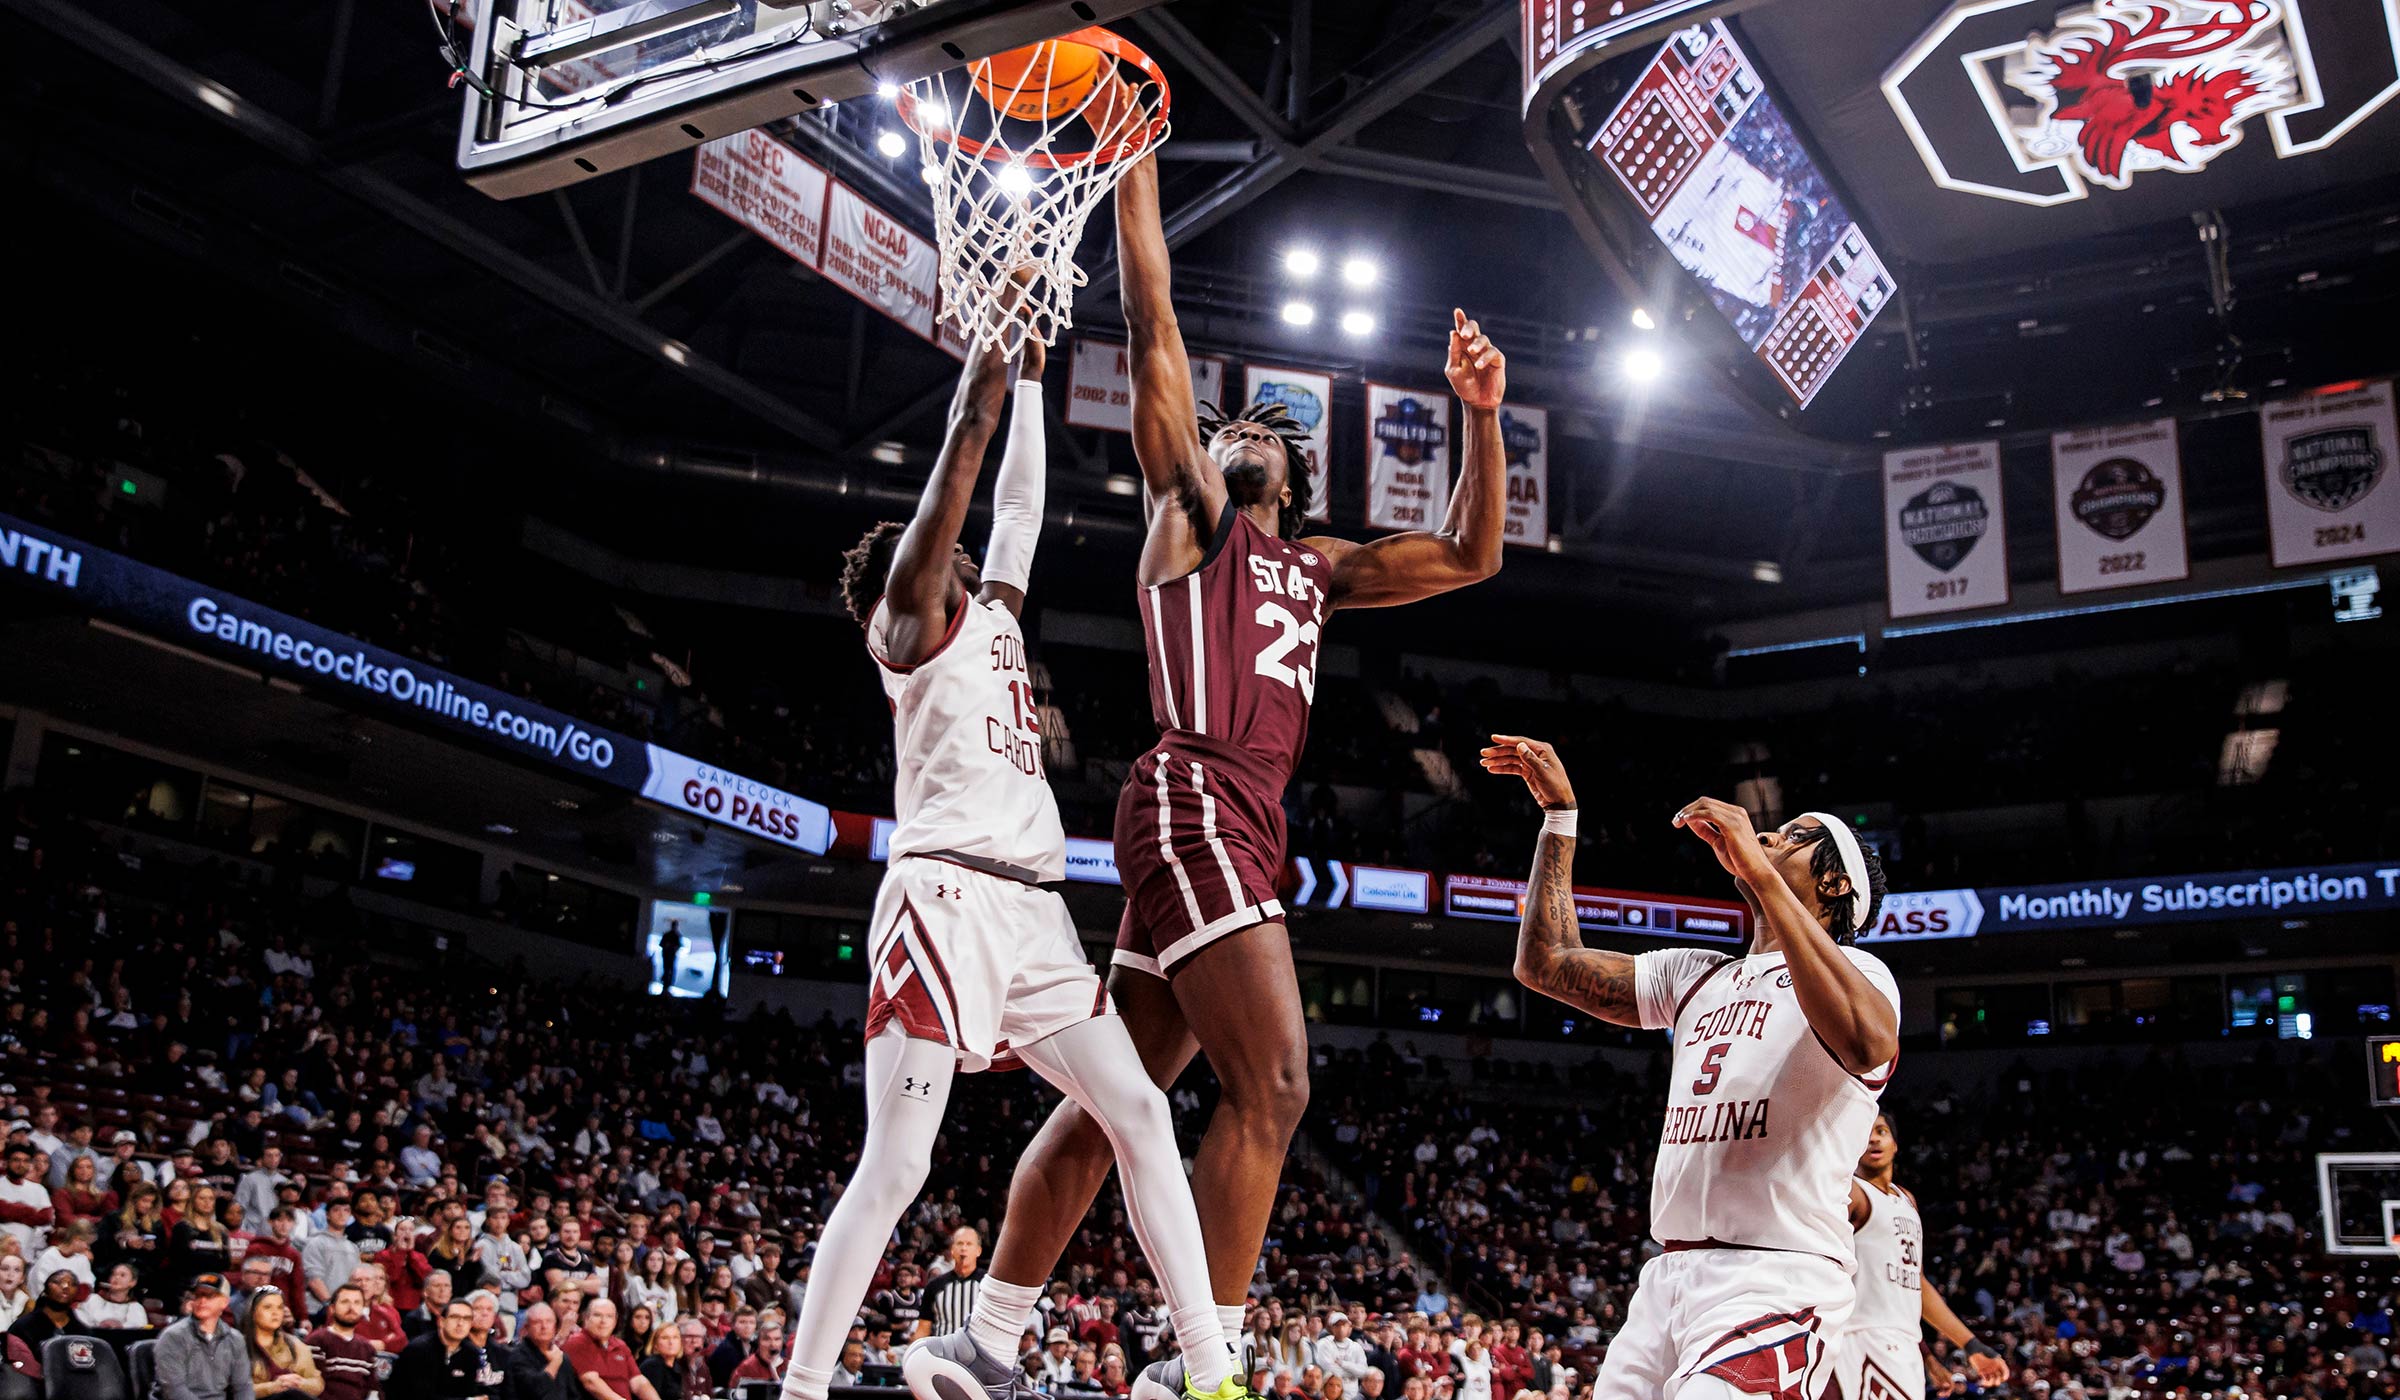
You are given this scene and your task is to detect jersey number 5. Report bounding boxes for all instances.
[1692,1042,1730,1096]
[1252,600,1319,702]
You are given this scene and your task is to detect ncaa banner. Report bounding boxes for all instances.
[1364,383,1453,532]
[1499,404,1550,547]
[2050,417,2190,593]
[1244,364,1334,522]
[690,133,827,270]
[820,182,939,341]
[1884,440,2009,618]
[2261,380,2400,567]
[1064,339,1228,432]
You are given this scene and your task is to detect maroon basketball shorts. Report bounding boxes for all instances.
[1111,745,1288,978]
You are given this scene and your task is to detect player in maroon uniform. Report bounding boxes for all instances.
[921,143,1511,1400]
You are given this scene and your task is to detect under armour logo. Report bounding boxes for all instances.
[934,884,962,900]
[902,1077,933,1099]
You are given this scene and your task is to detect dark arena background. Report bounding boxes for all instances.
[3,0,2399,1397]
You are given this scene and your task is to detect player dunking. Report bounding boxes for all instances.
[1830,1114,2009,1400]
[1484,736,1899,1400]
[785,319,1235,1400]
[912,146,1510,1400]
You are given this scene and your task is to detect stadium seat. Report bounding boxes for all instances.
[41,1334,131,1400]
[0,1359,38,1400]
[127,1338,157,1400]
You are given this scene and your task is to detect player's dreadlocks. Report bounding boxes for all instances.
[1789,822,1887,945]
[1197,399,1316,539]
[839,522,908,626]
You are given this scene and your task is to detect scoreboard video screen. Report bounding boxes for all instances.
[1590,21,1894,407]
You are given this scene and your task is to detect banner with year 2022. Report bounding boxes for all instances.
[1363,383,1453,532]
[2260,379,2400,567]
[2050,418,2189,594]
[1884,440,2008,618]
[1243,365,1334,522]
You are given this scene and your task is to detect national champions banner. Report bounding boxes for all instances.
[820,181,939,341]
[0,514,833,855]
[2260,379,2400,567]
[1364,383,1452,532]
[1499,404,1550,547]
[1884,440,2008,618]
[1243,365,1334,522]
[2050,417,2189,594]
[1064,339,1228,432]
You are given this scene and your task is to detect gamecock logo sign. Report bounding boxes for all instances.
[2013,0,2294,188]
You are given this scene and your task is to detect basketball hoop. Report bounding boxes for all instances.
[897,26,1170,359]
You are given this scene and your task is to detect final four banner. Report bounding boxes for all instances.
[1243,364,1334,522]
[1499,405,1550,547]
[2050,418,2189,594]
[1364,383,1453,532]
[2260,380,2400,568]
[1883,440,2008,619]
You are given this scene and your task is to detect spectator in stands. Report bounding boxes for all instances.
[169,1185,235,1299]
[233,1258,283,1329]
[247,1287,326,1399]
[705,1309,757,1389]
[45,1122,98,1192]
[637,1316,701,1400]
[625,1253,672,1328]
[31,1218,97,1298]
[387,1299,489,1400]
[104,1182,166,1280]
[350,1267,408,1355]
[474,1207,531,1314]
[831,1340,866,1389]
[304,1198,364,1320]
[620,1305,657,1362]
[501,1302,570,1400]
[464,1290,506,1353]
[51,1155,116,1225]
[307,1284,380,1400]
[404,1272,456,1340]
[155,1274,252,1400]
[75,1261,148,1330]
[562,1298,660,1400]
[0,1144,52,1256]
[7,1268,86,1349]
[238,1149,290,1228]
[247,1208,307,1294]
[426,1216,482,1300]
[1317,1314,1369,1385]
[0,1257,28,1331]
[400,1130,441,1188]
[726,1320,786,1390]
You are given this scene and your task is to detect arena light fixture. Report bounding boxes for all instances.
[1338,310,1375,337]
[1282,299,1317,327]
[876,81,900,100]
[919,98,950,131]
[1631,307,1658,331]
[1284,248,1322,280]
[995,162,1035,197]
[1340,256,1378,288]
[1622,347,1664,384]
[876,130,907,158]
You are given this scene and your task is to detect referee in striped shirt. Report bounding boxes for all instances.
[918,1229,987,1345]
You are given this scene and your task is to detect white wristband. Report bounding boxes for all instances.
[1541,808,1578,838]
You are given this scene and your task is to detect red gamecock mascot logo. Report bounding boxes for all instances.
[2011,0,2295,188]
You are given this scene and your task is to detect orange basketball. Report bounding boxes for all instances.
[974,37,1108,122]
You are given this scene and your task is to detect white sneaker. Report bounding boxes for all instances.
[902,1331,1039,1400]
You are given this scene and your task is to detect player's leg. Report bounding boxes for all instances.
[785,1026,956,1400]
[1011,1016,1235,1392]
[1591,1256,1683,1400]
[1658,1254,1846,1400]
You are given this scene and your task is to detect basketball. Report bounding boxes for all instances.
[974,37,1108,122]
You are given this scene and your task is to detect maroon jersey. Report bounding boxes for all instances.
[1138,506,1335,790]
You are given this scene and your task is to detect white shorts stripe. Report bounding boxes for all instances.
[1145,585,1181,730]
[1185,575,1207,735]
[1153,756,1207,932]
[1190,762,1245,902]
[1150,899,1287,974]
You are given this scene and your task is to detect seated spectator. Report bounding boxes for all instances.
[247,1208,307,1292]
[75,1262,149,1330]
[51,1155,117,1225]
[248,1287,326,1400]
[304,1199,364,1320]
[156,1274,252,1400]
[620,1304,658,1362]
[169,1185,236,1300]
[404,1272,457,1340]
[726,1320,786,1389]
[502,1302,571,1400]
[104,1182,167,1280]
[387,1300,491,1400]
[0,1144,54,1255]
[831,1340,866,1388]
[307,1285,380,1400]
[0,1257,28,1331]
[7,1268,87,1349]
[561,1299,660,1400]
[349,1266,409,1354]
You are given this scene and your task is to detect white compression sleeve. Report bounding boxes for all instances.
[980,380,1046,593]
[785,1029,956,1400]
[1011,1017,1233,1392]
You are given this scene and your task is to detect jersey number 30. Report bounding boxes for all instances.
[1252,600,1319,702]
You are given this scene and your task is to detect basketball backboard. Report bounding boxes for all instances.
[453,0,1164,199]
[2316,1153,2400,1255]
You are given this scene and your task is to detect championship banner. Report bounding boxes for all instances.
[2260,380,2400,567]
[1499,405,1550,547]
[2050,417,2189,594]
[821,182,938,341]
[690,133,827,270]
[1243,364,1334,522]
[1364,383,1453,532]
[1063,339,1228,432]
[1883,440,2009,618]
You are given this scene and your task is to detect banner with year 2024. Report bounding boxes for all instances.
[1364,383,1452,532]
[1064,339,1228,431]
[2050,417,2189,594]
[2260,379,2400,568]
[1883,440,2008,618]
[1243,365,1334,522]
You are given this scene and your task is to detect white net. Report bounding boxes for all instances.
[902,31,1168,360]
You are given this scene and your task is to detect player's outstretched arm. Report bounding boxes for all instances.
[977,337,1048,618]
[880,333,1019,666]
[1113,148,1224,555]
[1481,735,1641,1027]
[1322,310,1508,610]
[1920,1275,2010,1386]
[1671,798,1899,1073]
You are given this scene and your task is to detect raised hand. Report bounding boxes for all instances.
[1479,734,1575,811]
[1445,309,1506,410]
[1671,797,1765,880]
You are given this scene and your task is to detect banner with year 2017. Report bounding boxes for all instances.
[1243,365,1334,522]
[2260,379,2400,567]
[1499,405,1550,547]
[820,182,939,341]
[1064,339,1228,431]
[690,134,827,269]
[1364,383,1453,532]
[1883,440,2008,618]
[2050,417,2189,594]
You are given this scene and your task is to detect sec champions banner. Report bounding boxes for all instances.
[2261,380,2399,567]
[1499,404,1549,547]
[2050,417,2189,594]
[1243,365,1333,522]
[1064,339,1228,432]
[1884,440,2008,618]
[1364,383,1453,531]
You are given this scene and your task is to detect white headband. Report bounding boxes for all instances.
[1800,812,1872,933]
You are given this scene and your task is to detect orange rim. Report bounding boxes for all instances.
[895,25,1172,170]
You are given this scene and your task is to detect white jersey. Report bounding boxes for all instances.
[1848,1181,1923,1336]
[871,595,1064,881]
[1633,945,1901,1264]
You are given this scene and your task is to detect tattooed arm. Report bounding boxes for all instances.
[1478,735,1643,1026]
